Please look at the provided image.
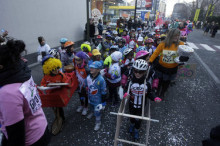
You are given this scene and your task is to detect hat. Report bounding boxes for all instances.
[75,51,89,60]
[137,37,144,42]
[89,61,102,69]
[137,28,142,31]
[64,41,74,48]
[111,51,122,62]
[92,49,101,56]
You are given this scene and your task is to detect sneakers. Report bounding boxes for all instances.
[82,108,88,115]
[87,113,93,119]
[76,106,83,113]
[94,122,101,131]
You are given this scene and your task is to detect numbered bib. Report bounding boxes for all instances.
[19,77,42,114]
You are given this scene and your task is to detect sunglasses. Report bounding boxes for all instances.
[134,69,145,74]
[52,67,60,71]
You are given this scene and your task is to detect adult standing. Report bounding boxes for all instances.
[149,29,187,99]
[85,19,96,43]
[97,19,103,35]
[0,40,50,146]
[211,23,219,38]
[128,18,133,31]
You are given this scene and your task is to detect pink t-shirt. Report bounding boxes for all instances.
[0,83,47,146]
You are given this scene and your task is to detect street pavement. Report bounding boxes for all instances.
[30,29,220,146]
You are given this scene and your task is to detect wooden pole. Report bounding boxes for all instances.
[134,0,138,30]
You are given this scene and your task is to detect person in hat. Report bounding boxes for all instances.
[40,55,69,135]
[74,51,90,116]
[122,28,130,45]
[58,38,68,53]
[123,59,161,141]
[103,45,119,68]
[104,51,122,105]
[60,41,75,71]
[102,34,112,59]
[85,61,107,131]
[136,28,142,40]
[145,38,156,56]
[88,49,103,66]
[81,41,92,57]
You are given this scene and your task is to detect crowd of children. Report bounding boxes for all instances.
[38,24,190,141]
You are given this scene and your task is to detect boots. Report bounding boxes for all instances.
[51,107,64,135]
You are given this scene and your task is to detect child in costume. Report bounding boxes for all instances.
[85,61,107,131]
[74,51,90,115]
[88,49,103,66]
[122,28,130,45]
[41,55,68,135]
[145,38,156,56]
[103,45,119,68]
[123,59,161,141]
[104,51,122,105]
[121,48,134,75]
[81,41,92,57]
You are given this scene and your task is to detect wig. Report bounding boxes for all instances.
[42,58,62,75]
[81,44,91,52]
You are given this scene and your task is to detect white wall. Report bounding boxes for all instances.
[0,0,86,54]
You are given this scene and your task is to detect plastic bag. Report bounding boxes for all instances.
[118,86,124,100]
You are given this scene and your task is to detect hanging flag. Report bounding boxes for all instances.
[194,9,200,22]
[209,5,215,16]
[206,4,211,18]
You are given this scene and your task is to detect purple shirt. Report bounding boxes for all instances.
[0,83,47,146]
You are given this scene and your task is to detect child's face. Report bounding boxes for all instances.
[138,41,143,45]
[83,47,89,53]
[95,55,101,61]
[127,52,133,60]
[90,68,100,75]
[51,67,60,75]
[149,43,153,48]
[75,57,83,65]
[133,69,145,79]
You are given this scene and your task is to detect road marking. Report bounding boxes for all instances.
[214,45,220,50]
[194,51,220,84]
[200,44,216,51]
[187,42,199,49]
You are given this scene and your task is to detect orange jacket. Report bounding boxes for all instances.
[41,71,68,87]
[149,41,184,68]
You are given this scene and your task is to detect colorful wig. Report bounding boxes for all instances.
[42,58,62,75]
[81,43,91,52]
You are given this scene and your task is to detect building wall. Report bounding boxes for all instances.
[0,0,86,54]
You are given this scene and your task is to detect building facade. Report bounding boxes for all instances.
[0,0,87,55]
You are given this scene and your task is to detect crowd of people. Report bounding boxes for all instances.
[0,17,196,145]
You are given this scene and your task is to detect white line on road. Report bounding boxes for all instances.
[214,45,220,50]
[193,51,220,84]
[187,42,199,49]
[200,44,216,51]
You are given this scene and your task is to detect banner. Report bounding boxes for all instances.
[194,9,200,22]
[209,5,215,16]
[145,12,150,19]
[206,4,211,18]
[141,12,146,21]
[145,0,152,8]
